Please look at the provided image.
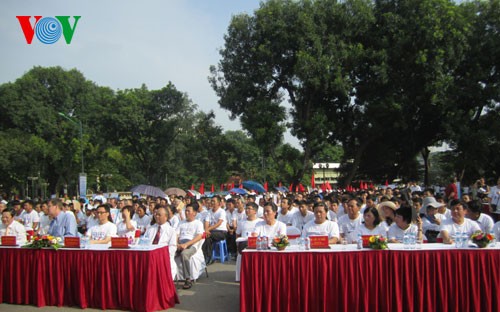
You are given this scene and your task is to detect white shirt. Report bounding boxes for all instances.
[116,219,137,239]
[21,210,40,231]
[388,223,419,242]
[168,214,180,230]
[109,208,122,224]
[236,219,260,238]
[470,213,494,234]
[225,209,237,228]
[205,208,227,232]
[86,222,117,241]
[144,222,177,247]
[277,210,295,226]
[291,211,314,230]
[354,223,387,238]
[488,186,500,210]
[234,210,247,227]
[132,214,152,230]
[0,221,27,245]
[422,213,446,233]
[38,212,51,235]
[302,220,340,239]
[338,214,364,242]
[439,218,481,237]
[253,220,287,238]
[176,219,204,242]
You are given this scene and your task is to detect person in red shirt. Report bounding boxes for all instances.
[445,177,458,201]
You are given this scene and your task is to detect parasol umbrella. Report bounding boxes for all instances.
[187,190,201,197]
[165,187,187,197]
[130,184,167,198]
[274,186,288,193]
[242,180,266,193]
[229,188,248,195]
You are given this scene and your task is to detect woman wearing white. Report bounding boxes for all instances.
[252,202,286,238]
[116,205,137,241]
[388,206,423,243]
[302,202,340,244]
[132,204,151,235]
[353,207,386,238]
[86,204,117,244]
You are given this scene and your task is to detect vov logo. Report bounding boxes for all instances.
[16,16,81,44]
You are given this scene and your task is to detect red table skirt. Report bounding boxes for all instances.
[240,249,500,312]
[0,246,179,312]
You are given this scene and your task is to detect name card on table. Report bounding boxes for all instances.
[64,237,80,248]
[247,237,257,249]
[309,235,329,249]
[111,237,129,249]
[1,236,17,246]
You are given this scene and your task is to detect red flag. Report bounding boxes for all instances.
[278,181,282,187]
[298,183,305,192]
[199,182,205,195]
[370,182,374,189]
[326,181,332,191]
[264,181,268,192]
[239,183,243,189]
[360,180,364,190]
[385,179,389,187]
[311,172,315,189]
[289,183,293,191]
[190,184,195,190]
[220,184,224,191]
[321,183,326,191]
[211,184,215,192]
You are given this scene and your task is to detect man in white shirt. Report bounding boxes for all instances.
[338,198,364,243]
[466,199,494,233]
[291,200,314,230]
[277,198,295,226]
[440,199,481,244]
[202,196,227,264]
[175,202,204,289]
[488,177,500,221]
[21,200,39,234]
[225,198,238,260]
[0,209,27,245]
[302,202,340,244]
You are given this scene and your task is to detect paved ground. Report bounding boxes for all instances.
[0,261,239,312]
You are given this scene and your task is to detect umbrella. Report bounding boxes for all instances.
[187,190,201,197]
[274,186,288,193]
[130,184,167,198]
[242,180,266,193]
[229,188,247,195]
[164,187,187,197]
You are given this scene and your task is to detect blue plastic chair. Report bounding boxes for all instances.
[211,240,229,264]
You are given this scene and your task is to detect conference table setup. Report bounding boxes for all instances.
[240,241,500,312]
[0,243,179,312]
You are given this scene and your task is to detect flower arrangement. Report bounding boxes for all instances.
[23,235,63,250]
[368,235,388,250]
[470,231,494,248]
[272,234,290,250]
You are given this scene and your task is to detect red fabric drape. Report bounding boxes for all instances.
[0,247,179,312]
[240,249,500,312]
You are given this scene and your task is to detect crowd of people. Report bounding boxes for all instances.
[0,176,499,289]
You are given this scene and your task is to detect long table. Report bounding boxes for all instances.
[240,244,500,312]
[0,245,179,312]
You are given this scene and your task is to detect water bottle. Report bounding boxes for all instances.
[304,237,310,250]
[461,232,469,248]
[297,236,304,250]
[357,233,363,249]
[403,233,409,249]
[409,232,416,250]
[256,236,262,250]
[453,232,461,248]
[263,236,269,250]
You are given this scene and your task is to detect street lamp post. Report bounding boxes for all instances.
[58,112,86,198]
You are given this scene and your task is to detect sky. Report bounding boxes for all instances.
[0,0,300,147]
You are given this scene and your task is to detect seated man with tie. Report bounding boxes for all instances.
[144,206,177,279]
[0,209,27,245]
[48,199,77,237]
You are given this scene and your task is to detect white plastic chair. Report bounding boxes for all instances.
[286,226,301,239]
[175,238,208,282]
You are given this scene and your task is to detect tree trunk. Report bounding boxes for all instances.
[421,147,430,187]
[344,141,369,187]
